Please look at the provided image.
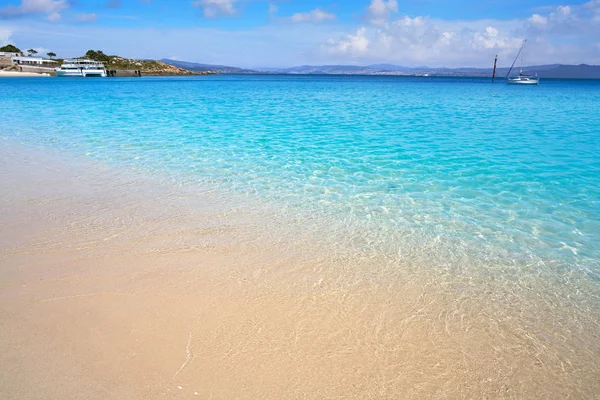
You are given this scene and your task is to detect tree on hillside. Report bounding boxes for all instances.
[27,49,38,56]
[47,52,56,59]
[85,49,110,63]
[0,44,21,53]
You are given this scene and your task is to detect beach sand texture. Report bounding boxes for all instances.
[1,145,600,399]
[0,71,51,77]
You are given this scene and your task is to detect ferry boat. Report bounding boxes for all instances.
[56,59,106,77]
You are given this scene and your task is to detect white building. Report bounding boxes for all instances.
[0,51,21,58]
[12,56,58,66]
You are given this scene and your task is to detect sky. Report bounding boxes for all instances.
[0,0,599,68]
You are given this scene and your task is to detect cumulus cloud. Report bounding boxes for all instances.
[76,13,97,23]
[325,18,524,66]
[291,8,335,23]
[322,1,600,67]
[326,27,369,55]
[0,0,69,20]
[526,2,597,37]
[529,14,547,28]
[192,0,237,18]
[366,0,398,25]
[472,25,522,50]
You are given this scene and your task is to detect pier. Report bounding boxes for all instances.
[106,69,142,77]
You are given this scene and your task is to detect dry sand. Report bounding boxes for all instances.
[1,144,600,399]
[0,71,51,77]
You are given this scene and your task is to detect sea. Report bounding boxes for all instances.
[1,74,600,397]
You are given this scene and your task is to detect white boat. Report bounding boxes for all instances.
[506,74,539,85]
[56,59,106,77]
[506,40,539,85]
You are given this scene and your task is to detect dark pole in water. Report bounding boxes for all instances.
[492,55,498,82]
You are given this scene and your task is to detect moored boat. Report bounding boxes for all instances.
[506,74,539,85]
[56,59,106,77]
[506,40,539,86]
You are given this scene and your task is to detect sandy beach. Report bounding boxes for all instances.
[1,143,599,399]
[0,70,51,77]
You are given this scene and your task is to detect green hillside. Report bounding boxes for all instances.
[83,50,213,75]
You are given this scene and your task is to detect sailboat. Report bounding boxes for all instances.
[506,39,539,85]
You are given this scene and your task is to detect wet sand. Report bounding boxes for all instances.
[1,144,600,399]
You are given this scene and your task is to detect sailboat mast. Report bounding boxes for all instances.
[520,40,526,74]
[506,39,527,79]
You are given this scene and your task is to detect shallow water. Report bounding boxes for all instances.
[1,75,600,398]
[2,75,599,267]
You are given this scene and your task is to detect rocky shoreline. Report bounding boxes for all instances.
[0,46,217,77]
[86,51,216,76]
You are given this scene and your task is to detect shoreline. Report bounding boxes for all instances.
[0,70,51,77]
[0,70,215,78]
[1,142,600,398]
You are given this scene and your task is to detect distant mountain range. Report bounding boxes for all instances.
[161,59,600,79]
[160,59,259,74]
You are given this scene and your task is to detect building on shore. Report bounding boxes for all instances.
[0,51,22,58]
[11,56,58,67]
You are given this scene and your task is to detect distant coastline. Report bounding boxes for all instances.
[162,59,600,79]
[3,42,599,79]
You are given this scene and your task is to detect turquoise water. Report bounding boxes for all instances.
[2,75,600,276]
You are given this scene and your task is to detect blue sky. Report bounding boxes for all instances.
[1,0,599,67]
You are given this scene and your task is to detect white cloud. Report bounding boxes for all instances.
[76,13,97,23]
[326,27,369,55]
[526,3,597,37]
[0,0,68,20]
[366,0,398,25]
[368,0,398,16]
[320,1,600,67]
[472,25,519,50]
[291,8,335,23]
[485,26,498,37]
[325,17,522,66]
[529,14,548,28]
[192,0,237,18]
